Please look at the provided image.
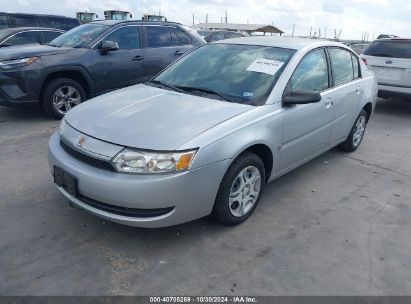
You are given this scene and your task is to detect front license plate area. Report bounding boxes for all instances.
[54,166,77,197]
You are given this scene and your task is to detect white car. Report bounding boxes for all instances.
[361,38,411,98]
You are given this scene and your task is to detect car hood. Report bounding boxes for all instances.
[65,84,253,150]
[0,44,71,60]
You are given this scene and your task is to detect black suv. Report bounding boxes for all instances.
[0,20,204,118]
[0,12,80,31]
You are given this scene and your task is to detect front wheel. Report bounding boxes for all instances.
[41,78,86,119]
[211,153,265,225]
[339,109,368,152]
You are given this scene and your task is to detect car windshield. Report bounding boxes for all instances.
[153,43,296,105]
[48,24,109,48]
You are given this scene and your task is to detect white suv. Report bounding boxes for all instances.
[361,38,411,98]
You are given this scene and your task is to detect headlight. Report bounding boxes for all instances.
[112,148,197,174]
[0,57,38,70]
[58,119,66,135]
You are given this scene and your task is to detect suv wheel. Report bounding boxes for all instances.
[41,78,86,119]
[211,153,265,225]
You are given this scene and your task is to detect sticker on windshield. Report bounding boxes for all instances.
[243,92,255,98]
[246,59,285,76]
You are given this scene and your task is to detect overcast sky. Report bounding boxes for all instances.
[1,0,409,39]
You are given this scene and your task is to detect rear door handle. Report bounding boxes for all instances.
[132,55,144,61]
[325,98,333,109]
[356,87,362,94]
[174,51,184,56]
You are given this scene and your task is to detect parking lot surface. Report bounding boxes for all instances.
[1,98,411,295]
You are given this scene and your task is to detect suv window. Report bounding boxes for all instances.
[6,31,40,45]
[146,26,171,48]
[13,15,39,27]
[225,32,242,39]
[210,32,224,42]
[172,28,191,46]
[291,48,329,92]
[104,26,140,49]
[0,15,9,30]
[329,48,355,86]
[363,40,411,59]
[42,31,62,43]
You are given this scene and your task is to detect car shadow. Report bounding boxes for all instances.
[0,105,49,122]
[374,97,411,116]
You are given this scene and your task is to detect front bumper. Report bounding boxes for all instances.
[0,69,40,107]
[48,132,230,228]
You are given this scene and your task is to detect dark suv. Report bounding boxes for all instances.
[0,12,80,31]
[0,20,204,118]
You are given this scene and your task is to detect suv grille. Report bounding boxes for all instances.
[60,140,116,172]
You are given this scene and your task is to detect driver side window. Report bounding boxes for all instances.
[290,48,329,92]
[103,26,140,50]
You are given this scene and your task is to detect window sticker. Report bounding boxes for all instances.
[246,58,285,76]
[242,92,255,97]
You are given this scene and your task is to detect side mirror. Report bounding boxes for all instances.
[100,40,119,54]
[283,90,322,105]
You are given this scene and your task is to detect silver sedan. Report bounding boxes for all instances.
[48,37,378,228]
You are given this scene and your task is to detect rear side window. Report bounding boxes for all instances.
[42,31,62,43]
[352,54,360,79]
[0,15,9,30]
[363,41,411,59]
[5,31,40,45]
[291,48,329,92]
[329,48,354,86]
[13,15,39,27]
[146,26,171,48]
[104,26,140,50]
[172,28,191,46]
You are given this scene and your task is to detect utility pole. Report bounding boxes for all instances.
[319,27,321,38]
[192,13,194,26]
[206,13,208,24]
[225,10,227,23]
[292,24,295,37]
[309,26,312,38]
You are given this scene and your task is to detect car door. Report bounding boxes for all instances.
[278,48,334,171]
[2,31,41,46]
[90,25,145,93]
[143,25,193,81]
[327,47,363,144]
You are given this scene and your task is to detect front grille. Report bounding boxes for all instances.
[60,140,116,172]
[77,194,174,218]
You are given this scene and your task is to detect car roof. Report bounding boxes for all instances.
[0,27,64,33]
[373,38,411,42]
[0,12,77,20]
[91,20,183,27]
[216,36,346,50]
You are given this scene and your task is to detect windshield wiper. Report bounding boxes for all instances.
[147,80,186,94]
[176,86,233,103]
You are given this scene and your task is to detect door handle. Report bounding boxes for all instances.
[356,87,362,94]
[174,51,184,56]
[132,55,144,61]
[324,98,333,109]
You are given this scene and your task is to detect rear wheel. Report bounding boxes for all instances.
[211,153,265,225]
[339,109,368,152]
[41,78,86,119]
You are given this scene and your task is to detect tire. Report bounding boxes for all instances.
[339,109,368,152]
[41,78,86,120]
[211,152,265,225]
